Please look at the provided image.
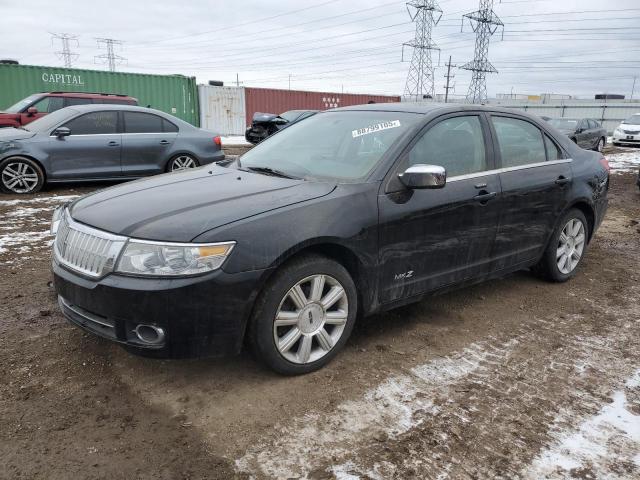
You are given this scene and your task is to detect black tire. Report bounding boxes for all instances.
[0,156,45,194]
[593,137,605,152]
[533,208,589,283]
[166,154,199,172]
[247,254,358,375]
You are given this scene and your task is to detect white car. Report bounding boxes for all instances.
[612,113,640,146]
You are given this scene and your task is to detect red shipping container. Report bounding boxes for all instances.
[244,87,401,125]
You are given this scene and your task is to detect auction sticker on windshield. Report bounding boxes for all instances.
[352,120,401,138]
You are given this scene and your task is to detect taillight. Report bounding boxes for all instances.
[214,136,221,147]
[599,157,610,172]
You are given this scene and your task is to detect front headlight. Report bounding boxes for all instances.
[50,206,64,235]
[614,128,623,135]
[115,240,235,277]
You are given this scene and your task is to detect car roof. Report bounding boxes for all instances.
[331,102,541,118]
[44,91,136,99]
[62,104,170,115]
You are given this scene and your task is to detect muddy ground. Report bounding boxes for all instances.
[0,156,639,479]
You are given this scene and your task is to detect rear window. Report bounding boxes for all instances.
[65,97,93,107]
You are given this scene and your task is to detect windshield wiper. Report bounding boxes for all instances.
[243,166,301,180]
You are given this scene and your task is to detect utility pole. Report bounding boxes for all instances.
[402,0,442,102]
[51,33,79,68]
[632,76,637,100]
[460,0,504,104]
[95,38,125,72]
[444,55,456,103]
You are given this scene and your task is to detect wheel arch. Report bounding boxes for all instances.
[565,200,596,242]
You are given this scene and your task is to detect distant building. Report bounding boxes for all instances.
[595,93,625,100]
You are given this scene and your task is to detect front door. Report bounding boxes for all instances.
[120,111,178,176]
[488,115,573,269]
[46,110,122,180]
[378,114,501,304]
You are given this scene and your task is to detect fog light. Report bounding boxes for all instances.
[133,324,165,345]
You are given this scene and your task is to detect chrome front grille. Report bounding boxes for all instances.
[623,129,640,135]
[54,212,127,278]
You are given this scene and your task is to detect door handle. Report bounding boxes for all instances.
[159,140,170,145]
[474,191,497,204]
[555,176,570,186]
[108,141,119,147]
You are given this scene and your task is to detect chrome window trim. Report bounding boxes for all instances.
[447,159,573,183]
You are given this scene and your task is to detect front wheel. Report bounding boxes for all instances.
[167,154,199,172]
[0,157,44,194]
[533,209,588,282]
[248,255,358,375]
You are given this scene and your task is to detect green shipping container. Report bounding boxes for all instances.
[0,64,200,126]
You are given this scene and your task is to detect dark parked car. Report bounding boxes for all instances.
[245,109,318,144]
[51,104,609,375]
[0,92,137,128]
[0,104,224,194]
[547,118,607,152]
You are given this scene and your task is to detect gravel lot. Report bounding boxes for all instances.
[1,148,639,480]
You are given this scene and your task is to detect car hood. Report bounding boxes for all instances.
[620,123,640,130]
[69,166,336,242]
[0,127,36,142]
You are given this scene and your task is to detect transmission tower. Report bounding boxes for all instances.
[402,0,442,102]
[460,0,503,104]
[95,38,126,72]
[51,33,79,68]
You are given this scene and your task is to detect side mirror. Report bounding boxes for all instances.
[52,127,71,138]
[399,164,446,189]
[27,107,38,116]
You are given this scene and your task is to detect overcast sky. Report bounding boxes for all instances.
[1,0,639,99]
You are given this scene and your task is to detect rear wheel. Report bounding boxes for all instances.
[248,255,357,375]
[167,154,199,172]
[533,208,588,282]
[0,157,44,194]
[594,137,605,152]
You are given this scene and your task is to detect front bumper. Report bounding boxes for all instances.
[53,259,266,358]
[612,132,640,144]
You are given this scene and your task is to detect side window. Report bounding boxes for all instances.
[544,134,563,161]
[65,97,93,107]
[123,112,163,133]
[408,116,487,177]
[62,111,118,135]
[492,116,546,168]
[162,118,178,133]
[32,96,64,113]
[590,120,600,129]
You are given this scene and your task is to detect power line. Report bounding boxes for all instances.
[460,0,504,103]
[403,0,442,101]
[95,38,126,72]
[51,33,79,68]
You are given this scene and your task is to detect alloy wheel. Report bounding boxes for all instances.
[273,274,348,364]
[170,155,197,171]
[556,218,586,275]
[1,161,39,193]
[597,138,604,152]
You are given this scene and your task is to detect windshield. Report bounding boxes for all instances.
[240,110,422,181]
[22,107,80,132]
[548,118,579,130]
[4,94,42,113]
[622,114,640,125]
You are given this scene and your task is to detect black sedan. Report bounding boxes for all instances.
[51,104,609,375]
[245,109,318,144]
[0,105,224,194]
[547,118,607,152]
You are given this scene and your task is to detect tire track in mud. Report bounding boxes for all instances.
[236,287,640,479]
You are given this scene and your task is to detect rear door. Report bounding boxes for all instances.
[489,114,572,270]
[575,119,592,148]
[46,111,122,179]
[120,111,178,176]
[378,113,501,303]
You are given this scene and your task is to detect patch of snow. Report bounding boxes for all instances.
[236,338,518,479]
[221,135,251,146]
[526,369,640,478]
[607,150,640,173]
[0,194,79,207]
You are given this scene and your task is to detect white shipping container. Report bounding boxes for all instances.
[198,85,246,136]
